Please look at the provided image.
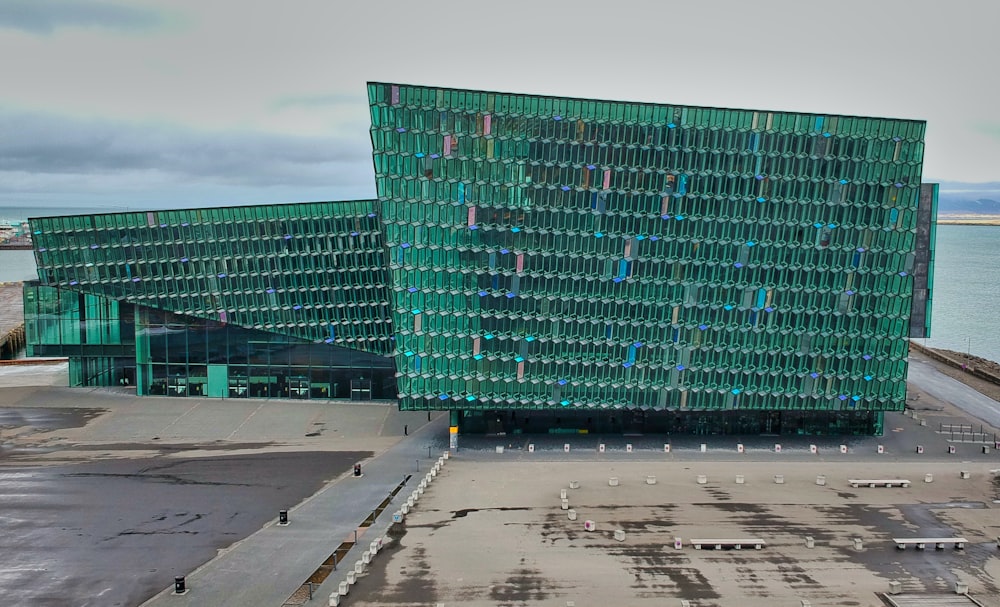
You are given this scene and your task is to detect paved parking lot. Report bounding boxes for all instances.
[1,359,1000,606]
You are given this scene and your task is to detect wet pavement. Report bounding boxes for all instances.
[0,357,998,605]
[0,451,367,607]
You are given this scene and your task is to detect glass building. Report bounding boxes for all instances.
[24,83,936,436]
[25,200,397,400]
[367,82,935,435]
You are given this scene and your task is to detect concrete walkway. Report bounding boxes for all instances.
[908,358,1000,429]
[140,414,448,607]
[138,355,1000,607]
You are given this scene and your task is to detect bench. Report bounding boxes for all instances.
[848,479,911,488]
[893,537,967,550]
[689,538,765,550]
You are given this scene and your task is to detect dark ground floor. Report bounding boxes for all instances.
[451,408,887,436]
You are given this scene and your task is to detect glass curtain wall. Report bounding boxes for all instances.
[23,282,136,386]
[368,82,927,414]
[30,200,392,356]
[135,306,396,400]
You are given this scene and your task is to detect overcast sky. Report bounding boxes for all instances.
[1,0,998,211]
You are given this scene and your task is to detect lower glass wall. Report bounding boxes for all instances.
[456,409,884,436]
[135,307,397,400]
[69,356,134,387]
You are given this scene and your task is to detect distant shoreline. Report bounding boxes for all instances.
[936,216,1000,226]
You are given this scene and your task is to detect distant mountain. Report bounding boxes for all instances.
[932,182,1000,215]
[937,196,1000,215]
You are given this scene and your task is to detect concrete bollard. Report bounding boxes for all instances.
[916,445,924,454]
[354,560,364,574]
[737,443,744,454]
[949,445,956,454]
[564,443,570,452]
[329,591,341,606]
[774,474,784,484]
[877,444,884,454]
[392,511,403,523]
[983,445,990,454]
[697,475,707,484]
[346,571,356,585]
[609,477,619,486]
[735,475,745,484]
[626,443,633,453]
[401,503,409,515]
[443,451,449,460]
[664,443,671,453]
[925,473,933,483]
[816,475,826,486]
[583,520,596,532]
[407,496,415,507]
[809,444,817,454]
[853,538,863,551]
[888,581,901,595]
[840,444,847,454]
[338,581,349,596]
[805,536,815,548]
[646,475,657,485]
[800,601,811,607]
[960,470,971,479]
[417,485,424,495]
[567,509,577,521]
[362,552,371,565]
[569,480,580,489]
[674,537,683,550]
[431,468,437,477]
[496,445,504,454]
[955,582,969,595]
[614,529,626,542]
[561,498,569,510]
[700,443,707,452]
[920,418,927,426]
[560,489,568,499]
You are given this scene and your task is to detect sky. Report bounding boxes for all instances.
[1,0,999,212]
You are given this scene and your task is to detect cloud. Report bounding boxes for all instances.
[271,92,368,111]
[936,181,1000,195]
[0,0,164,35]
[0,107,375,196]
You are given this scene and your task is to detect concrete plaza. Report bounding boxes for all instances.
[1,358,999,606]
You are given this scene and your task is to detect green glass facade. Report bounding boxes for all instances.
[27,200,397,399]
[23,82,936,434]
[368,82,933,418]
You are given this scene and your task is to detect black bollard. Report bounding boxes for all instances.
[354,463,362,477]
[278,510,288,525]
[174,576,186,594]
